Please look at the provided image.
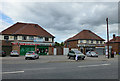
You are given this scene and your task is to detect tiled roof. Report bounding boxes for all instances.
[65,30,105,42]
[1,22,55,37]
[109,36,120,42]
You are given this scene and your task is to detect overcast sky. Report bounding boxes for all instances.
[0,1,119,43]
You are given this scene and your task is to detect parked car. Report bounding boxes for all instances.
[67,50,85,60]
[25,51,39,60]
[10,50,19,56]
[2,51,6,57]
[86,51,98,57]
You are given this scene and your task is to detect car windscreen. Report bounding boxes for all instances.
[27,51,34,54]
[12,51,17,53]
[74,50,82,54]
[91,52,96,54]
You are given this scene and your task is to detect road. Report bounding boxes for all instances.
[1,55,118,79]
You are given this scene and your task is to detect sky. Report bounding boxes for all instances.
[0,0,119,43]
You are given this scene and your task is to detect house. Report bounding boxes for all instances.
[109,34,120,54]
[1,22,55,55]
[64,30,105,54]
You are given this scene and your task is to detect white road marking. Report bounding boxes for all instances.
[2,71,24,74]
[24,67,56,71]
[78,64,110,68]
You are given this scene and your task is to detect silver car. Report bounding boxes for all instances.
[67,50,85,60]
[86,51,98,57]
[10,50,19,56]
[25,51,39,60]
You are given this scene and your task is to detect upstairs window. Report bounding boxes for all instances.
[100,41,102,44]
[96,41,99,44]
[22,36,27,40]
[86,40,89,43]
[14,36,17,40]
[91,40,93,43]
[80,40,83,43]
[45,37,49,41]
[4,36,9,40]
[29,36,34,40]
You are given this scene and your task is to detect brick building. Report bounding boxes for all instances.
[109,34,120,54]
[0,22,55,55]
[64,30,105,54]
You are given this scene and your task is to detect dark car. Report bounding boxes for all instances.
[2,51,6,57]
[67,50,85,60]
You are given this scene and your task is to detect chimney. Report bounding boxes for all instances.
[113,34,116,41]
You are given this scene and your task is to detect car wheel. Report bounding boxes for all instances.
[37,56,39,59]
[82,58,84,60]
[73,57,75,60]
[25,58,28,60]
[68,56,70,59]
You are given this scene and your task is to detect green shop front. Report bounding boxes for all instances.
[12,42,54,55]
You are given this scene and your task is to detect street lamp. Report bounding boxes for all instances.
[106,18,109,59]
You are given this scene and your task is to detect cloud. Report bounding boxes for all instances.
[0,2,118,42]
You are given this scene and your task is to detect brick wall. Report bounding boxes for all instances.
[109,43,119,54]
[12,45,20,54]
[67,40,78,48]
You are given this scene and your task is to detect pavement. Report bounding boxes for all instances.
[1,55,119,79]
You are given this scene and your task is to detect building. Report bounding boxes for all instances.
[64,30,105,54]
[108,34,120,54]
[0,22,55,55]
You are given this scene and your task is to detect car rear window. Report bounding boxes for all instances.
[74,50,82,54]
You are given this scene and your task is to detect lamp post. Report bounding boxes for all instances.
[106,18,109,59]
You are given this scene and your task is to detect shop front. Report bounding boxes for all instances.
[12,42,54,56]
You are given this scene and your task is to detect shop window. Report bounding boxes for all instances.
[14,36,17,40]
[4,36,9,40]
[22,36,27,40]
[45,37,49,41]
[29,36,34,40]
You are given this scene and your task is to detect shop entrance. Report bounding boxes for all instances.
[37,46,48,55]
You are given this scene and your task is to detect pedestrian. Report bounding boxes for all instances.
[75,54,79,61]
[37,49,39,54]
[111,50,114,58]
[114,51,116,56]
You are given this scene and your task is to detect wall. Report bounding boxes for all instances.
[12,45,20,54]
[48,47,54,55]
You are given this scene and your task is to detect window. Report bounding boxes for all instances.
[29,36,34,40]
[14,36,17,40]
[86,40,89,43]
[96,41,99,44]
[91,40,93,43]
[4,36,9,40]
[22,36,27,40]
[45,37,49,41]
[80,40,83,43]
[100,41,102,44]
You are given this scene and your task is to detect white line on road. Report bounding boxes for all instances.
[78,64,110,68]
[2,71,24,74]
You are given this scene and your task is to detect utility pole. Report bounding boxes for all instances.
[106,18,109,59]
